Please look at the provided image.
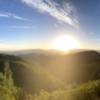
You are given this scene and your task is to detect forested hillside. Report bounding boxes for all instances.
[0,50,100,100]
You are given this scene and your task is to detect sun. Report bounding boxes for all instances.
[51,34,80,52]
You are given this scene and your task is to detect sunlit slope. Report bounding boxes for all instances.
[0,50,100,94]
[22,50,100,83]
[34,80,100,100]
[0,54,64,94]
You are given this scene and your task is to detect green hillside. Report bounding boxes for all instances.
[0,50,100,100]
[0,54,64,94]
[22,50,100,83]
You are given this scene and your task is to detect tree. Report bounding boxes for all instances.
[0,61,17,100]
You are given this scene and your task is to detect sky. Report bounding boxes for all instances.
[0,0,100,50]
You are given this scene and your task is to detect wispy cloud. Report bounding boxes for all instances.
[21,0,79,28]
[0,25,36,29]
[0,12,28,21]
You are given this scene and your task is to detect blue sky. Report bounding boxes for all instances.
[0,0,100,50]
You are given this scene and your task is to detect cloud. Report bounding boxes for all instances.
[21,0,79,28]
[0,12,28,21]
[2,25,36,29]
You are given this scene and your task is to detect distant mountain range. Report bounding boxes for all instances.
[0,48,97,55]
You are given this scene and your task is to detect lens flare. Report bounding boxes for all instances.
[51,34,80,52]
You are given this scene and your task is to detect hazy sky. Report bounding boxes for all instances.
[0,0,100,50]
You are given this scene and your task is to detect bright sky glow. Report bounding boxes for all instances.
[51,34,80,52]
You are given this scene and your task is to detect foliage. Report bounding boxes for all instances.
[33,80,100,100]
[0,61,17,100]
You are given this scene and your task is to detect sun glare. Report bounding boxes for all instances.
[51,34,80,52]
